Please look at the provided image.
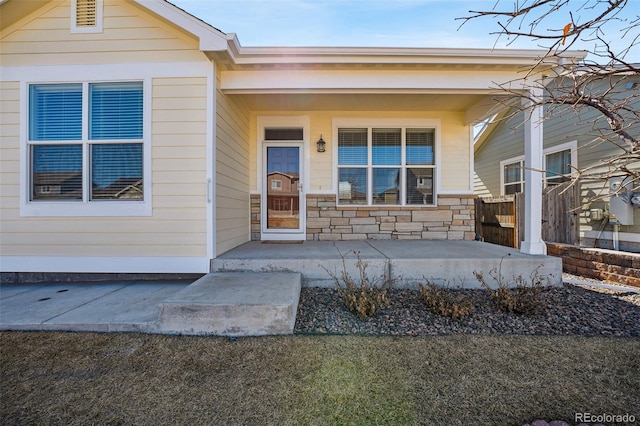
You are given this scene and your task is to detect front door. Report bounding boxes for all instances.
[262,143,305,240]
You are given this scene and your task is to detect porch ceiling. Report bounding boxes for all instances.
[232,92,492,112]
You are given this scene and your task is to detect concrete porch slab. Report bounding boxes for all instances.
[369,240,562,288]
[157,272,302,336]
[211,241,388,287]
[212,240,562,288]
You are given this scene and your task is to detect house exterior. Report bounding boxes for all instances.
[0,0,586,276]
[474,83,640,252]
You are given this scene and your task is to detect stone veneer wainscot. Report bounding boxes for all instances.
[251,194,476,241]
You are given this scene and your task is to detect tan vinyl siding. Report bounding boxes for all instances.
[216,72,251,256]
[440,114,471,192]
[249,109,471,193]
[1,2,213,259]
[0,76,208,258]
[0,82,21,237]
[1,0,203,66]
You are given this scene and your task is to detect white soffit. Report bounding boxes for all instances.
[220,69,523,93]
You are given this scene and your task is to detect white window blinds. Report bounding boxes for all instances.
[89,82,143,140]
[29,84,82,141]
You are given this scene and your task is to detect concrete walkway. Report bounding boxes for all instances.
[0,273,302,336]
[1,240,562,336]
[0,280,191,333]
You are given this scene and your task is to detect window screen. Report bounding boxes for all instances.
[29,84,82,141]
[338,128,368,165]
[31,145,83,200]
[504,161,523,195]
[337,126,437,206]
[91,144,143,200]
[29,81,144,203]
[372,128,401,166]
[90,82,143,140]
[406,129,434,165]
[546,149,571,185]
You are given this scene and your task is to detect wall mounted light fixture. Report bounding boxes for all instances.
[316,135,326,152]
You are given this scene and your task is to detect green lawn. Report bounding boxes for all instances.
[1,332,638,425]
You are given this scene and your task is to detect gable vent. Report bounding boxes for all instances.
[76,0,97,27]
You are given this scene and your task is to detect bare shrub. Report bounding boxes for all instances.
[322,250,396,319]
[419,280,475,320]
[474,259,550,315]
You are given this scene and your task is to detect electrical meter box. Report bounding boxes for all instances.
[609,177,634,225]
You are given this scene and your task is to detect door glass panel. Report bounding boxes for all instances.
[266,147,300,230]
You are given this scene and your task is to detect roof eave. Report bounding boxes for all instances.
[137,1,588,69]
[222,44,588,67]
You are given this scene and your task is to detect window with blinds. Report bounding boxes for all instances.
[29,84,82,141]
[90,82,143,140]
[28,81,144,202]
[338,127,436,206]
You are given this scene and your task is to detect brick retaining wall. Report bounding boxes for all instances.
[546,242,640,288]
[251,194,475,241]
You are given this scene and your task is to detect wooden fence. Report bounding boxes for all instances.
[475,183,579,248]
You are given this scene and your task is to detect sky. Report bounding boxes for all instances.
[170,0,639,57]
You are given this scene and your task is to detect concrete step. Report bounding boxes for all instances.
[157,272,301,336]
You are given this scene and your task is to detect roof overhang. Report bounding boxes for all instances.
[1,0,588,124]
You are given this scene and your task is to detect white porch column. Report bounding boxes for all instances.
[521,87,547,255]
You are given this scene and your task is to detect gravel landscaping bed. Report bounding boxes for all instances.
[294,282,640,337]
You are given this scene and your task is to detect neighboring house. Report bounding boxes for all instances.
[0,0,585,275]
[474,84,640,252]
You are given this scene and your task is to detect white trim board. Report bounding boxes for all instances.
[1,62,212,81]
[0,256,210,274]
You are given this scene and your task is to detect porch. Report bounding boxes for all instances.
[211,240,562,288]
[0,240,562,337]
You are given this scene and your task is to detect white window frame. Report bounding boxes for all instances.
[256,116,310,240]
[544,141,578,186]
[256,116,311,196]
[500,140,578,195]
[333,118,441,207]
[21,79,152,217]
[499,158,525,196]
[71,0,104,34]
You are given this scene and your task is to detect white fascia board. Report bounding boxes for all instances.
[227,46,587,67]
[133,0,228,51]
[221,69,523,93]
